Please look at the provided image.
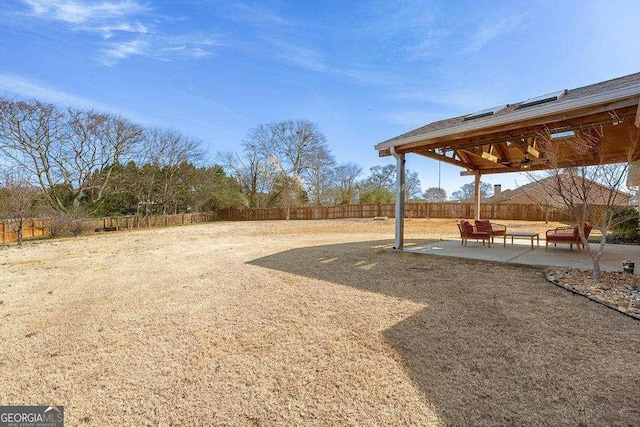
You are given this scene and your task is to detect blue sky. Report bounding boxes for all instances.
[1,0,640,197]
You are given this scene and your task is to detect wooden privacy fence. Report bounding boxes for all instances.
[218,202,583,222]
[0,212,217,244]
[85,212,217,231]
[0,219,49,244]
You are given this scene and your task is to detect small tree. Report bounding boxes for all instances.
[269,174,305,220]
[405,170,423,201]
[1,173,40,245]
[534,125,640,281]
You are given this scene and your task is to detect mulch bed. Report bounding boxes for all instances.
[545,268,640,320]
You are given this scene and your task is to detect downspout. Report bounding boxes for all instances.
[391,146,405,250]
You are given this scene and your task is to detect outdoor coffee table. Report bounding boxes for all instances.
[503,231,539,249]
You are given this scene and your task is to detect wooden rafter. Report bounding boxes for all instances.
[378,96,640,176]
[413,148,470,169]
[492,143,509,162]
[527,138,540,158]
[481,145,499,163]
[391,105,638,154]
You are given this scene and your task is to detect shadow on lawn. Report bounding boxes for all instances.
[248,239,640,425]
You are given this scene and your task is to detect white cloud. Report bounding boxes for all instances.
[84,21,148,39]
[262,37,393,86]
[0,73,112,111]
[103,38,146,60]
[464,14,528,53]
[0,73,159,124]
[100,34,219,65]
[22,0,149,24]
[265,37,329,73]
[220,1,290,27]
[19,0,218,65]
[356,0,449,61]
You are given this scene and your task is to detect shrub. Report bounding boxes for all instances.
[46,207,91,237]
[47,211,72,238]
[609,206,640,239]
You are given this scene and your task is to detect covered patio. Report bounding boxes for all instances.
[375,72,640,250]
[404,238,640,273]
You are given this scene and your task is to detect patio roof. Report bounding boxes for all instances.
[375,72,640,175]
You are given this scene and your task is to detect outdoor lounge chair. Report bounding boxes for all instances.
[474,219,507,243]
[458,220,491,247]
[545,223,593,251]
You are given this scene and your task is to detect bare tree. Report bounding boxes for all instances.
[63,110,143,210]
[423,187,447,202]
[218,143,275,209]
[268,175,305,219]
[358,164,422,202]
[249,120,330,177]
[1,172,40,245]
[451,181,492,201]
[333,162,362,204]
[357,165,395,203]
[362,165,395,191]
[0,98,143,213]
[304,148,336,206]
[405,170,423,201]
[128,126,203,215]
[0,98,64,209]
[534,125,640,280]
[245,119,331,213]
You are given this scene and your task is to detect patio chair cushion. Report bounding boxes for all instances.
[458,220,491,247]
[475,219,507,237]
[545,223,593,251]
[546,223,592,243]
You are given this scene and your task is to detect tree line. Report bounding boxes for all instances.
[0,97,244,241]
[0,95,486,240]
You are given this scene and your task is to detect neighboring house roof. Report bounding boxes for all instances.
[483,181,539,203]
[378,72,640,148]
[484,175,631,206]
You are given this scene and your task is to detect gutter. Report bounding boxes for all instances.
[375,84,640,151]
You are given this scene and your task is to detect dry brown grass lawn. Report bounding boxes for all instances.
[0,218,638,425]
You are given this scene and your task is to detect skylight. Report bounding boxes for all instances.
[551,130,575,139]
[519,90,567,108]
[464,105,507,121]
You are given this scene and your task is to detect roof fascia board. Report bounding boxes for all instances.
[375,85,640,151]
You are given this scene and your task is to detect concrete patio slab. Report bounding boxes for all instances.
[405,239,640,273]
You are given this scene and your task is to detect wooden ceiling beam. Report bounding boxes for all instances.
[492,143,509,161]
[392,105,638,153]
[413,148,472,169]
[459,150,640,176]
[481,151,499,163]
[447,101,639,143]
[527,144,540,158]
[480,145,499,163]
[460,148,511,169]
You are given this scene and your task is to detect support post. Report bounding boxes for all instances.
[391,147,406,250]
[474,171,481,221]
